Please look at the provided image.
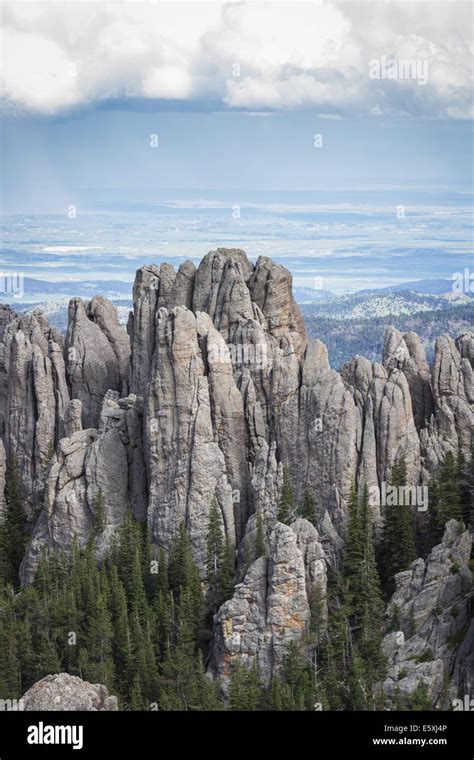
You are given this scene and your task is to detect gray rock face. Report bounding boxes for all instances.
[62,399,83,437]
[192,249,255,339]
[209,521,326,690]
[280,340,360,536]
[380,520,473,706]
[20,673,118,711]
[128,264,161,395]
[0,438,5,523]
[145,307,237,569]
[383,326,434,429]
[456,332,474,367]
[0,249,472,704]
[2,312,69,517]
[129,249,427,556]
[128,262,197,395]
[291,517,328,604]
[86,296,130,395]
[451,620,474,700]
[65,297,129,428]
[248,255,307,357]
[429,333,474,461]
[20,393,133,584]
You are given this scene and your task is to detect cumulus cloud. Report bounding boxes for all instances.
[0,0,472,117]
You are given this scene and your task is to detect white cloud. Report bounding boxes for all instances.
[0,0,472,117]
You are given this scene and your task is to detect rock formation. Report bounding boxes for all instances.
[0,248,472,703]
[20,673,118,711]
[209,519,327,691]
[65,297,130,429]
[380,520,472,706]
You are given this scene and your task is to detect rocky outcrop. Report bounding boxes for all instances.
[192,248,255,339]
[209,519,327,691]
[128,262,197,395]
[3,312,69,517]
[248,255,307,357]
[0,248,472,706]
[65,297,129,428]
[145,307,237,568]
[62,398,83,437]
[379,520,473,706]
[86,296,130,395]
[210,522,308,689]
[430,333,474,459]
[383,326,434,429]
[128,264,160,395]
[280,340,359,535]
[20,392,139,584]
[0,438,5,522]
[451,620,474,699]
[20,673,118,711]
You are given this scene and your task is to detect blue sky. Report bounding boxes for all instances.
[0,1,472,294]
[1,109,472,213]
[1,1,472,213]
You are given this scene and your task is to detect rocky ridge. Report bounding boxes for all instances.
[0,248,472,700]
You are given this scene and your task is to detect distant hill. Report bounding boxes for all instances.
[380,278,460,295]
[293,286,335,303]
[305,289,472,320]
[301,303,474,369]
[1,277,133,303]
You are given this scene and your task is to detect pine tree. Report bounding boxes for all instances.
[300,490,317,526]
[429,451,463,545]
[343,485,364,606]
[348,649,367,710]
[219,538,235,604]
[84,591,115,689]
[93,488,106,536]
[228,661,263,711]
[142,527,158,602]
[380,456,417,594]
[278,467,296,525]
[206,498,225,611]
[356,484,385,689]
[280,641,314,710]
[109,565,132,701]
[0,586,22,699]
[169,524,203,643]
[324,483,386,708]
[192,650,222,711]
[130,672,145,711]
[0,456,27,586]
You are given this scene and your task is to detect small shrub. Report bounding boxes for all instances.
[408,647,434,664]
[417,648,434,663]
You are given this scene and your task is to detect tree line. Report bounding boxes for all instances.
[0,447,470,711]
